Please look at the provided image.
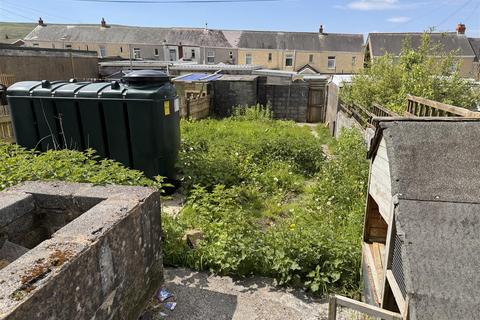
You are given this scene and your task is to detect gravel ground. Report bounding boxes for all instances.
[140,267,358,320]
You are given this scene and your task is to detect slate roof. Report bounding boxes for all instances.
[468,37,480,61]
[25,25,233,47]
[367,32,475,57]
[24,24,364,52]
[225,30,364,52]
[369,118,480,320]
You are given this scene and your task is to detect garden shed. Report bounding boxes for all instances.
[172,73,222,119]
[363,118,480,320]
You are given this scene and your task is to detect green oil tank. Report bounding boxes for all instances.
[7,70,180,180]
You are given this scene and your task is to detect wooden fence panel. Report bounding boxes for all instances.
[0,105,14,143]
[0,74,16,87]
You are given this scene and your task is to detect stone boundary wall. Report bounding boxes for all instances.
[0,181,162,320]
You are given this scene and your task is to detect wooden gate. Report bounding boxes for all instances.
[307,82,326,123]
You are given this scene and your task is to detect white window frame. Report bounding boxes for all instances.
[99,46,106,57]
[169,48,176,61]
[154,48,159,56]
[245,53,252,65]
[268,52,272,62]
[191,49,196,59]
[285,53,293,67]
[309,54,314,63]
[328,56,336,69]
[133,47,141,59]
[207,50,215,64]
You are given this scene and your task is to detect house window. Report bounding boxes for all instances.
[169,49,176,61]
[133,47,141,59]
[229,51,233,59]
[86,45,89,51]
[120,46,123,53]
[154,48,159,56]
[328,56,336,69]
[309,54,314,63]
[191,49,196,59]
[268,52,272,62]
[207,50,215,64]
[352,56,357,66]
[245,53,252,64]
[65,44,72,49]
[99,46,106,57]
[32,43,39,47]
[285,53,293,67]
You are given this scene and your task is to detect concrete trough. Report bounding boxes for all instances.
[0,181,162,319]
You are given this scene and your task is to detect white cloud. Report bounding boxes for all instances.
[387,16,411,23]
[346,0,400,11]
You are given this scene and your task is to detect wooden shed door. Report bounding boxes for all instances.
[307,87,325,123]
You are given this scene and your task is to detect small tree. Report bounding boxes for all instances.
[341,33,480,114]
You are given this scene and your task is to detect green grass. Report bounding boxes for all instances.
[0,22,36,43]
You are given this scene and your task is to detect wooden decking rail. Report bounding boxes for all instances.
[328,295,403,320]
[406,95,480,118]
[340,102,397,129]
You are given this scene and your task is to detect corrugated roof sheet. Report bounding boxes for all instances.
[368,32,475,57]
[173,73,222,82]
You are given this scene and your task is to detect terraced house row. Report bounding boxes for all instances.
[21,19,480,78]
[23,19,364,75]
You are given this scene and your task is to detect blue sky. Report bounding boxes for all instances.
[1,0,479,36]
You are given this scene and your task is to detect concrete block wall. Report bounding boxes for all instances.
[0,181,162,320]
[260,83,309,122]
[213,79,258,117]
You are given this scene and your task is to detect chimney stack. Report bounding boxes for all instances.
[101,17,107,28]
[319,24,324,34]
[456,23,466,35]
[38,17,45,27]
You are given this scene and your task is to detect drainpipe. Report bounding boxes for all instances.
[294,50,297,71]
[129,44,133,71]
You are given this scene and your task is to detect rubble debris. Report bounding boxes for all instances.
[156,288,173,302]
[182,229,204,249]
[164,302,177,311]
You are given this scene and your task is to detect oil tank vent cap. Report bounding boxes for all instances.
[111,80,120,89]
[41,80,51,88]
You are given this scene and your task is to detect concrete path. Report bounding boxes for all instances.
[142,267,355,320]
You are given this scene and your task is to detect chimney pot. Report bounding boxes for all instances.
[38,17,45,26]
[456,23,466,35]
[101,17,107,28]
[319,24,324,34]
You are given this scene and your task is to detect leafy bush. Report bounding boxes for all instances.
[178,110,325,192]
[0,143,164,191]
[341,32,480,113]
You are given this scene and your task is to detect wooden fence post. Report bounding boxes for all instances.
[328,295,337,320]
